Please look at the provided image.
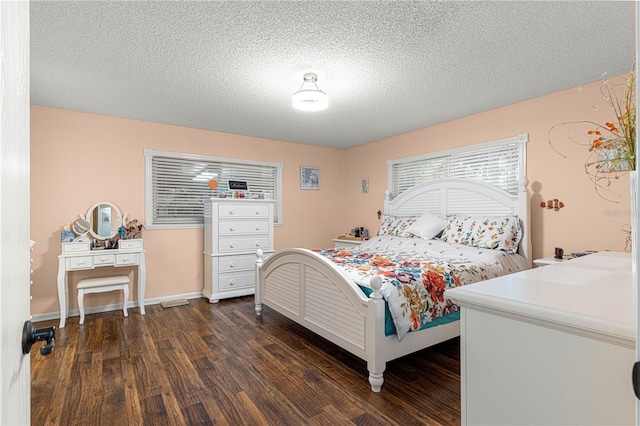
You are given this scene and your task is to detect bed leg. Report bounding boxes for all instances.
[367,274,386,392]
[255,303,263,316]
[369,372,384,393]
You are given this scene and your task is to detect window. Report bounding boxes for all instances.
[144,149,283,228]
[388,133,527,196]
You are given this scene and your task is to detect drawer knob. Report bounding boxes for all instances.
[229,243,235,249]
[255,210,260,215]
[229,210,235,215]
[229,280,235,286]
[229,262,235,268]
[122,258,128,262]
[255,242,261,247]
[77,261,84,265]
[100,257,106,262]
[229,226,235,232]
[255,225,260,231]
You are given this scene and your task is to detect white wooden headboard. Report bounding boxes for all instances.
[384,177,532,267]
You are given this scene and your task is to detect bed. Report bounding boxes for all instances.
[254,177,532,392]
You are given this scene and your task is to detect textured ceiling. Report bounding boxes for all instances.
[30,1,635,149]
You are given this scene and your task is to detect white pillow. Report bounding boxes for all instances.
[405,211,447,240]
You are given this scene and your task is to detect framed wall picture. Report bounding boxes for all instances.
[362,178,369,194]
[300,166,320,190]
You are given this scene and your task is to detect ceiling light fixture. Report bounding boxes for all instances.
[292,73,328,112]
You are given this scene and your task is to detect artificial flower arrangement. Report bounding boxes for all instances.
[549,68,636,202]
[119,219,144,239]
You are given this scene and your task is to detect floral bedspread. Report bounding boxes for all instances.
[315,235,526,341]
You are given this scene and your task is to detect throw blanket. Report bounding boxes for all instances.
[315,237,523,341]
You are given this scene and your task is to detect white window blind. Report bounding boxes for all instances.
[144,149,283,228]
[388,134,527,196]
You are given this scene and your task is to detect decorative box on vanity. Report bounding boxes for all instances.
[203,198,274,303]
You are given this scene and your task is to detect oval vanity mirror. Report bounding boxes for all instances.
[86,201,122,240]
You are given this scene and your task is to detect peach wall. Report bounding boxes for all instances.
[343,76,633,261]
[31,75,634,317]
[30,106,347,315]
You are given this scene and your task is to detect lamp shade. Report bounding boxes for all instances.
[293,73,328,111]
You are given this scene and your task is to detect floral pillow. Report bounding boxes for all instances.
[440,216,522,254]
[377,216,400,236]
[377,215,419,237]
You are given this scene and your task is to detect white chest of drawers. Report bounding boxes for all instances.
[203,198,274,303]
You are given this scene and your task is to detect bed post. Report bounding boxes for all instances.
[367,275,386,392]
[255,249,264,316]
[518,177,532,268]
[383,190,391,216]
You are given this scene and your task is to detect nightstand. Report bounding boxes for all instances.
[333,238,366,249]
[533,257,566,267]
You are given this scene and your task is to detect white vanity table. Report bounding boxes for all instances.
[57,201,146,328]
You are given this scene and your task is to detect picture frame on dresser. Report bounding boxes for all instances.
[61,230,75,243]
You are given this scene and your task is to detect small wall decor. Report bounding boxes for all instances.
[540,199,565,211]
[300,166,320,190]
[362,178,369,194]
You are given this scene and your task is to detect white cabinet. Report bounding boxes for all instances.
[445,252,635,426]
[203,198,274,303]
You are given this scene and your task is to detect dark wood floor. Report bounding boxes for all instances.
[31,296,461,425]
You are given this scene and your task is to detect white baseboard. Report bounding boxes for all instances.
[30,292,204,323]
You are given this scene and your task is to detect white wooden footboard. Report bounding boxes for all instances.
[255,248,387,391]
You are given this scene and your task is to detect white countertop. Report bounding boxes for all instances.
[444,251,636,347]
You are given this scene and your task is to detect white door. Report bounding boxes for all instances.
[0,2,31,424]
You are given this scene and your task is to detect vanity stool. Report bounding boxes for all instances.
[77,276,130,324]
